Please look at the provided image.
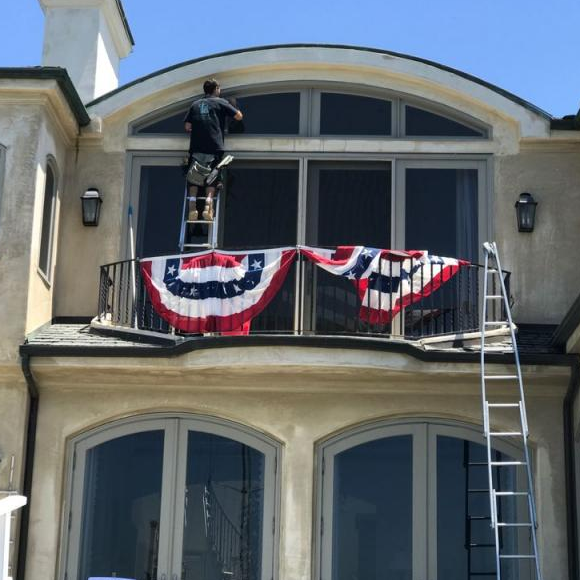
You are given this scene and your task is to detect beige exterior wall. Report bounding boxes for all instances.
[0,81,76,362]
[50,49,580,324]
[22,347,570,580]
[496,146,580,324]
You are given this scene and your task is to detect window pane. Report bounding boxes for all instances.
[135,109,189,134]
[437,437,523,580]
[79,430,164,580]
[137,165,185,257]
[332,436,413,580]
[306,163,391,333]
[307,164,391,248]
[405,168,478,261]
[227,93,300,135]
[405,106,484,137]
[222,162,298,249]
[320,93,391,135]
[39,164,56,276]
[182,431,266,580]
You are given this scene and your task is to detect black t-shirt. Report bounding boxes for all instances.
[184,96,238,154]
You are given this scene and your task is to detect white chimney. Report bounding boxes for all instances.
[38,0,133,103]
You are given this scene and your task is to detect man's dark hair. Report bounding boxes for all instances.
[203,78,220,95]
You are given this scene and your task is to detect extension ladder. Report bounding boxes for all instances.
[480,241,542,579]
[178,188,218,252]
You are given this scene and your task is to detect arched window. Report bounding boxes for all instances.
[38,158,58,280]
[317,421,531,580]
[129,86,488,139]
[65,415,279,580]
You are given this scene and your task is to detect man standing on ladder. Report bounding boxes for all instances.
[184,78,243,221]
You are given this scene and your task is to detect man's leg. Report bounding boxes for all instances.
[202,185,216,221]
[188,184,198,221]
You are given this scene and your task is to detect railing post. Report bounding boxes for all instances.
[0,496,27,580]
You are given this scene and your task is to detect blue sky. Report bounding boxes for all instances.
[1,0,579,117]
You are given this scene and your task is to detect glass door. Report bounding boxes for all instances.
[303,161,392,334]
[66,417,278,580]
[172,420,277,580]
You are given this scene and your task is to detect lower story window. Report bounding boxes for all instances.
[66,416,278,580]
[318,421,531,580]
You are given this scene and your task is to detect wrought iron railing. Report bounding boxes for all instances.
[96,251,511,340]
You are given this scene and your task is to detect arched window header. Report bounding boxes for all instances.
[130,85,489,139]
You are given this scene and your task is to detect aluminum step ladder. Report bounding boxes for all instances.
[178,187,218,252]
[480,241,542,580]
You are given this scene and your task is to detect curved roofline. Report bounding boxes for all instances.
[86,43,552,119]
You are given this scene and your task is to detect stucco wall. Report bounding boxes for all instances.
[495,147,580,324]
[21,348,570,580]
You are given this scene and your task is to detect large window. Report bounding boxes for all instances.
[66,416,279,580]
[38,159,58,280]
[318,422,532,580]
[130,87,488,139]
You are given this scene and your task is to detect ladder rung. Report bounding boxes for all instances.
[486,269,500,274]
[497,522,532,527]
[486,295,504,299]
[183,244,212,248]
[484,375,518,380]
[490,461,527,466]
[495,491,529,496]
[467,515,491,521]
[484,321,509,326]
[468,543,495,548]
[488,403,520,408]
[489,432,523,437]
[186,220,214,224]
[499,555,537,559]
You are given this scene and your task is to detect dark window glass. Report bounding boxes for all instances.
[332,436,413,580]
[437,437,523,580]
[39,164,56,276]
[405,105,484,137]
[307,164,391,248]
[227,93,300,135]
[137,165,185,257]
[222,162,298,249]
[320,93,391,135]
[79,431,164,580]
[305,163,391,334]
[405,168,478,261]
[134,109,189,134]
[182,431,266,580]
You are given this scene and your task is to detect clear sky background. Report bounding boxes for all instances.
[1,0,579,117]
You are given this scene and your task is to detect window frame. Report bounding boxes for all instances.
[125,152,491,262]
[128,83,491,140]
[315,419,525,580]
[37,157,58,283]
[62,413,281,580]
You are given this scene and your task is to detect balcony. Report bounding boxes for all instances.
[94,248,511,344]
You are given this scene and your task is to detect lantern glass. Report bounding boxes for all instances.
[81,189,102,226]
[515,192,537,233]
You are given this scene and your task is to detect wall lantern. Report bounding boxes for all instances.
[81,188,102,226]
[515,192,537,233]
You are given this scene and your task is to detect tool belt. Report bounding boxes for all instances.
[186,153,216,186]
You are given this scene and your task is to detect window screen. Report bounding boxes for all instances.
[405,105,485,137]
[320,93,391,135]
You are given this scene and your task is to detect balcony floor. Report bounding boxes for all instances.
[20,322,564,361]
